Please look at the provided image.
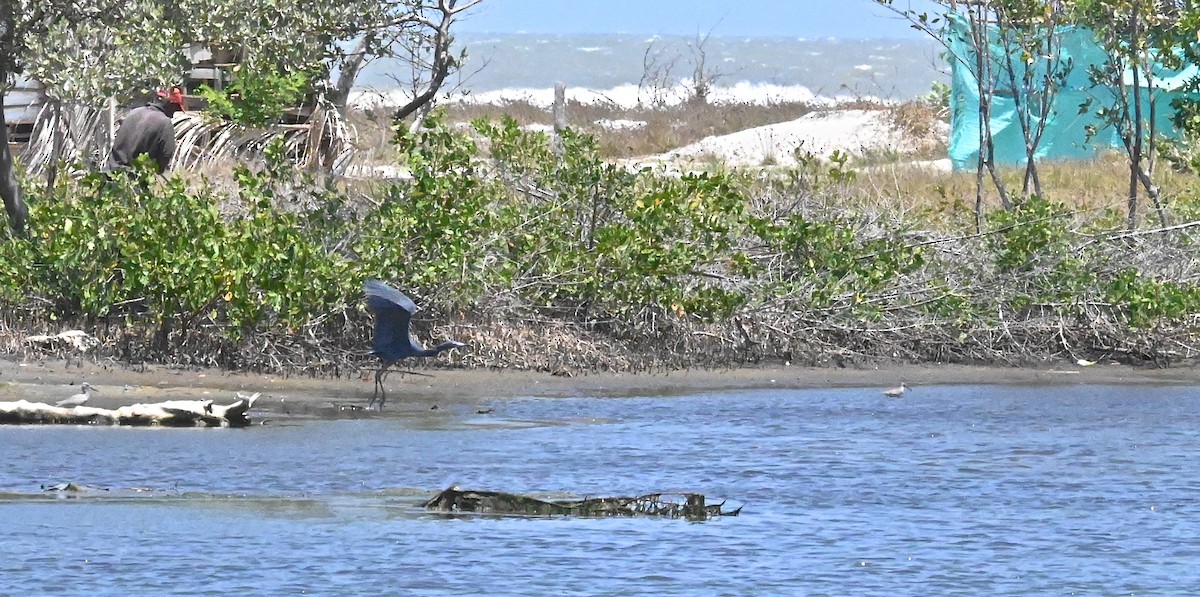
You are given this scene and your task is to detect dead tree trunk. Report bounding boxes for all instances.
[0,393,260,427]
[0,0,27,234]
[553,82,567,133]
[0,86,28,236]
[330,33,374,116]
[424,486,741,520]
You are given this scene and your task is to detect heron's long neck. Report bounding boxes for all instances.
[419,341,461,357]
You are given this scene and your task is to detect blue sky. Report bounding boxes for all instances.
[457,0,944,38]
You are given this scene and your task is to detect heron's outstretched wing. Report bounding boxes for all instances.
[365,280,416,314]
[364,280,416,355]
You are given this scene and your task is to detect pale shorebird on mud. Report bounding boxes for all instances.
[56,382,95,407]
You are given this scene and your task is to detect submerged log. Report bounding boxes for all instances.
[424,486,741,521]
[0,392,260,427]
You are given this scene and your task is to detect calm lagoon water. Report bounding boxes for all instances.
[1,383,1198,595]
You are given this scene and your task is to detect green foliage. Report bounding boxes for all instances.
[789,146,857,192]
[1106,269,1200,328]
[0,156,353,344]
[9,0,448,108]
[753,211,924,312]
[198,66,312,126]
[985,194,1070,272]
[920,279,977,322]
[596,172,749,320]
[21,163,229,320]
[474,116,749,322]
[351,112,500,308]
[924,81,951,114]
[224,164,354,332]
[8,114,1200,369]
[23,0,187,103]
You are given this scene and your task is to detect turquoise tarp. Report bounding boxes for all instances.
[946,12,1195,171]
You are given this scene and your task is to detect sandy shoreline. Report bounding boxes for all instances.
[1,357,1195,420]
[638,108,945,167]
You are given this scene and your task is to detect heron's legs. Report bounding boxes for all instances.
[369,365,390,410]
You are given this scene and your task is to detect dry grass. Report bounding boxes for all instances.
[439,99,819,159]
[346,98,1200,235]
[844,151,1200,233]
[354,96,949,164]
[342,106,404,164]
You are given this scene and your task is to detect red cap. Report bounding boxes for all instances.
[157,87,187,112]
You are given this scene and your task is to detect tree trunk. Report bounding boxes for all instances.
[0,393,260,427]
[0,0,26,235]
[1126,161,1139,231]
[392,7,458,125]
[972,10,988,233]
[553,82,567,133]
[1130,48,1143,231]
[969,7,1012,232]
[0,86,28,236]
[330,33,374,116]
[45,100,61,198]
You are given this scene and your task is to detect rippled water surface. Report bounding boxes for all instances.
[2,383,1199,595]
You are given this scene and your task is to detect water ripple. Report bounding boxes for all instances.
[1,383,1200,594]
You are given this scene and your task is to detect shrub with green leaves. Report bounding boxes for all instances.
[6,113,1200,372]
[352,113,504,309]
[198,65,312,126]
[985,194,1071,273]
[0,154,355,352]
[1106,268,1200,328]
[475,116,750,322]
[751,211,924,314]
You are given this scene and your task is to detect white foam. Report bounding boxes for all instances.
[349,81,883,111]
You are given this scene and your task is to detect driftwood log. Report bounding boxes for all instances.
[0,392,260,427]
[424,486,741,521]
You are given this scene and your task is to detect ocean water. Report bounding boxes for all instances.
[353,33,948,108]
[2,383,1200,594]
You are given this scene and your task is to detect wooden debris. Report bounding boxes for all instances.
[25,330,99,353]
[0,392,260,428]
[424,486,741,521]
[41,482,108,494]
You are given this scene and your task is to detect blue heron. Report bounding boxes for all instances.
[56,382,95,407]
[364,280,466,409]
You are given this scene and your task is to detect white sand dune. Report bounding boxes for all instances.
[639,109,932,169]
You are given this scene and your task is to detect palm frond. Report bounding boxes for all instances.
[175,96,356,173]
[17,96,357,176]
[18,102,111,176]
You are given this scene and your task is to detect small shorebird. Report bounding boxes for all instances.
[882,383,909,398]
[56,382,95,407]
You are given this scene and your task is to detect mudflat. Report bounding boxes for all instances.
[0,356,1195,419]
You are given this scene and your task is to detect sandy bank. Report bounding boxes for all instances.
[621,108,951,170]
[0,357,1194,421]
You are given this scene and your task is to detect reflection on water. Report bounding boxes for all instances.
[2,383,1199,594]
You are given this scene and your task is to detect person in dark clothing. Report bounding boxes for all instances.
[105,87,187,174]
